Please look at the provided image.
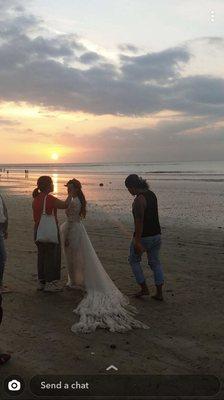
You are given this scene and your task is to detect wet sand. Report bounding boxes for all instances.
[0,188,223,397]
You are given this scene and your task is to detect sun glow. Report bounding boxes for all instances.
[51,152,59,161]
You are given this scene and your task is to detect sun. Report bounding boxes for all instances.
[51,152,59,161]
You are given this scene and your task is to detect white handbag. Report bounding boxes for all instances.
[36,195,59,244]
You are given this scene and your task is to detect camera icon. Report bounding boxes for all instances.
[4,376,25,396]
[8,379,21,391]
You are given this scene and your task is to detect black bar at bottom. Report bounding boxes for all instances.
[30,375,220,397]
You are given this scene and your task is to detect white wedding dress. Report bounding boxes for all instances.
[60,197,149,334]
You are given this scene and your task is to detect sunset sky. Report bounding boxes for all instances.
[0,0,223,163]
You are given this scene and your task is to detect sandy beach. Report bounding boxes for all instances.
[0,182,223,396]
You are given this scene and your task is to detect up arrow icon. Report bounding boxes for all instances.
[106,365,118,371]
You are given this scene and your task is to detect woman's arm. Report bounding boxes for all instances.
[55,195,72,209]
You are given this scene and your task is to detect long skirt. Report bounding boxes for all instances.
[36,241,61,283]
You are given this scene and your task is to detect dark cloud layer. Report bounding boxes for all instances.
[79,51,105,64]
[0,2,223,120]
[120,46,190,82]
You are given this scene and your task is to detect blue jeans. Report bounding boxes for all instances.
[0,230,7,286]
[129,234,164,286]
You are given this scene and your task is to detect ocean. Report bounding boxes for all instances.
[0,160,224,176]
[0,161,223,229]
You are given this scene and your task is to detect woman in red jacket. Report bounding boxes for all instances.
[33,176,71,292]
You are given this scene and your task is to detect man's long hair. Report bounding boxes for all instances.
[125,174,149,190]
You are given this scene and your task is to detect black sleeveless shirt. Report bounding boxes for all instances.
[133,190,161,237]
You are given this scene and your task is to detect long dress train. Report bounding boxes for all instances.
[60,197,149,334]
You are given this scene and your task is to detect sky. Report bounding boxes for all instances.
[0,0,223,163]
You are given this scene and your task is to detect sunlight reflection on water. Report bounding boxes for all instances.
[52,173,58,195]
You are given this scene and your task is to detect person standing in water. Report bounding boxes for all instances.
[125,174,164,300]
[32,176,72,292]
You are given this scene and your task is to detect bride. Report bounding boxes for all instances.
[60,178,148,334]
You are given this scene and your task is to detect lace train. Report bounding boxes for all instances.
[61,197,149,334]
[72,290,149,334]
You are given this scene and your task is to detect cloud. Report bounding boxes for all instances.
[0,3,223,121]
[0,118,20,125]
[0,0,23,12]
[118,43,139,53]
[57,118,224,162]
[79,51,105,64]
[164,76,224,117]
[5,127,53,143]
[194,37,224,47]
[120,46,191,82]
[0,14,40,38]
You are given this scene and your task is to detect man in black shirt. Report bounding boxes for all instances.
[125,174,164,300]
